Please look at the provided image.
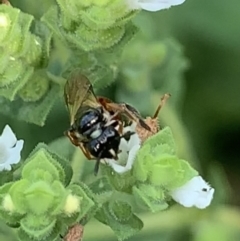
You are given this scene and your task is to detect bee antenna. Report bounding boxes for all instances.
[153,93,171,119]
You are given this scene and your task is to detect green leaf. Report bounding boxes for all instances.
[132,185,168,212]
[0,83,60,126]
[104,22,139,54]
[33,20,53,66]
[176,159,198,188]
[102,165,135,192]
[17,219,61,241]
[22,148,61,182]
[95,203,143,241]
[20,215,56,240]
[18,69,50,102]
[0,65,34,100]
[31,143,73,186]
[80,3,136,30]
[8,179,30,214]
[0,182,23,226]
[148,155,183,187]
[49,181,67,216]
[133,145,154,182]
[108,200,132,223]
[66,23,125,51]
[41,6,66,43]
[0,170,14,186]
[0,210,22,228]
[0,182,14,196]
[89,176,113,196]
[142,126,176,155]
[24,181,56,215]
[74,181,100,225]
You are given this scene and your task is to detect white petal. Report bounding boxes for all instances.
[167,0,185,6]
[103,144,140,174]
[119,138,129,152]
[195,188,215,209]
[139,2,172,11]
[7,140,24,165]
[126,0,185,11]
[104,158,128,173]
[170,176,214,209]
[171,190,199,207]
[0,126,24,172]
[127,134,141,150]
[117,151,128,165]
[0,125,17,148]
[125,144,141,169]
[123,122,137,134]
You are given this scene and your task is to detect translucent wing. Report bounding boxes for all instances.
[64,71,100,125]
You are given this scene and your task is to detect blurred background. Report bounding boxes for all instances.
[1,0,240,240]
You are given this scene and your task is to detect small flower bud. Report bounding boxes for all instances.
[2,194,15,212]
[64,194,81,216]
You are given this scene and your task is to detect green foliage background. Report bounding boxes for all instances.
[1,0,240,240]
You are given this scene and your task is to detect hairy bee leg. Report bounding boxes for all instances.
[79,142,95,160]
[153,93,171,119]
[64,130,80,147]
[118,121,124,134]
[80,144,101,176]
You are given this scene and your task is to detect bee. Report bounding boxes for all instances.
[64,71,151,175]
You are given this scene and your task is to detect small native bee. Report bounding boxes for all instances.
[64,71,151,175]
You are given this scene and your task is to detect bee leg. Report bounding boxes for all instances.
[94,157,101,176]
[79,142,95,160]
[152,93,171,119]
[64,130,80,147]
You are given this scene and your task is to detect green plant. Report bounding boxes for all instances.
[0,1,217,241]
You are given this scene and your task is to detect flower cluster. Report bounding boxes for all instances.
[102,118,214,210]
[0,140,96,241]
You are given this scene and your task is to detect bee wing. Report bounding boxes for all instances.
[64,71,100,125]
[124,103,151,131]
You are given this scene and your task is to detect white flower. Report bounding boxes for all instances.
[0,125,24,171]
[170,176,215,209]
[103,122,141,174]
[125,0,185,12]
